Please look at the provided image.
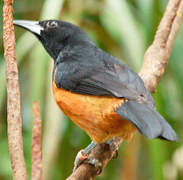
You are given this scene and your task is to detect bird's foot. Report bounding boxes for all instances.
[73,138,120,172]
[73,150,103,173]
[73,141,96,171]
[73,149,88,171]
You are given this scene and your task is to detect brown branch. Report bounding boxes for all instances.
[139,0,183,92]
[67,0,183,179]
[3,0,27,179]
[32,102,42,180]
[67,138,123,180]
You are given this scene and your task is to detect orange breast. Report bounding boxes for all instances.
[52,81,136,143]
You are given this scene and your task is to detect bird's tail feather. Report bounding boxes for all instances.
[116,101,178,141]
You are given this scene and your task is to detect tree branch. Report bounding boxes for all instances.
[67,0,183,179]
[67,138,123,180]
[139,0,183,92]
[3,0,27,179]
[32,102,42,180]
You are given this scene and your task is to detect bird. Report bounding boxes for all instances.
[13,19,178,170]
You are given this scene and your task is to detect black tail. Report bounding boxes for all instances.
[116,101,178,141]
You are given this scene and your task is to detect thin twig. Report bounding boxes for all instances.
[3,0,27,179]
[32,102,42,180]
[67,0,183,179]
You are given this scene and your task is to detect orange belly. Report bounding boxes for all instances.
[52,81,136,143]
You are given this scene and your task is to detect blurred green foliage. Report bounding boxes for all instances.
[0,0,183,179]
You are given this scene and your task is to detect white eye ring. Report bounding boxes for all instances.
[47,21,58,28]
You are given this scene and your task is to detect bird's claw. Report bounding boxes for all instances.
[73,151,102,174]
[73,149,88,171]
[73,139,118,172]
[73,141,96,171]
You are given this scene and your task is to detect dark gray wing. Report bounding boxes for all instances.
[54,46,154,107]
[77,64,153,105]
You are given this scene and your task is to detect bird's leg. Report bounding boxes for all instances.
[73,141,96,171]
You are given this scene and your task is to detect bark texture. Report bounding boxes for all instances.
[3,0,27,179]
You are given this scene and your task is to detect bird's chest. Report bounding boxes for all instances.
[52,81,136,142]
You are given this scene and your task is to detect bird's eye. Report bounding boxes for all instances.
[47,21,58,28]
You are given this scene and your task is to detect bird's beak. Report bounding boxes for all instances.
[13,20,43,36]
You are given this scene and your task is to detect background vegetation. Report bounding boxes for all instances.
[0,0,183,179]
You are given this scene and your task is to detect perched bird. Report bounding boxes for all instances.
[14,20,178,170]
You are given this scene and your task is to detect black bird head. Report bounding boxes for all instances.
[13,20,91,59]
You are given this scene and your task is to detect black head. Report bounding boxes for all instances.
[13,20,91,59]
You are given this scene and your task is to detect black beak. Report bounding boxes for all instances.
[13,20,43,36]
